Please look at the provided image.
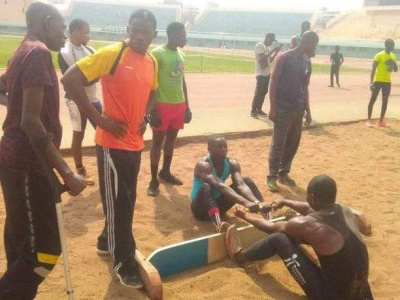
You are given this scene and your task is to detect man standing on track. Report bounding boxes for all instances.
[61,9,158,288]
[290,21,311,49]
[366,39,397,128]
[58,18,102,186]
[226,174,374,300]
[328,45,344,88]
[0,3,86,299]
[251,33,281,119]
[147,21,191,197]
[267,31,319,192]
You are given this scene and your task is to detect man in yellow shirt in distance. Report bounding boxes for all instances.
[367,39,398,128]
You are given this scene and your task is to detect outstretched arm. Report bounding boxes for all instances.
[195,161,259,211]
[235,205,287,234]
[230,160,262,203]
[271,199,314,216]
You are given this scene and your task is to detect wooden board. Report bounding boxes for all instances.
[135,250,163,300]
[147,218,285,278]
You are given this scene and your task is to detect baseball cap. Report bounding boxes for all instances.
[266,32,277,42]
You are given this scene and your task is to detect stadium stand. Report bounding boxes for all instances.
[66,0,180,30]
[0,0,32,24]
[190,9,313,37]
[321,6,400,40]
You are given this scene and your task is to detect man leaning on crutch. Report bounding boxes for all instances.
[0,3,87,299]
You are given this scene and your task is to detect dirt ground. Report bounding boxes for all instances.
[0,120,399,300]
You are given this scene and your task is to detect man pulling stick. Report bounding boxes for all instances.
[226,175,374,300]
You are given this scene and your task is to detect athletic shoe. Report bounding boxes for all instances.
[225,224,243,263]
[250,111,258,118]
[266,177,278,192]
[96,238,110,256]
[147,181,160,197]
[378,121,390,128]
[115,267,144,289]
[257,109,268,117]
[337,84,341,87]
[218,221,230,233]
[328,85,334,87]
[77,166,95,186]
[365,120,374,127]
[158,171,183,185]
[278,174,296,187]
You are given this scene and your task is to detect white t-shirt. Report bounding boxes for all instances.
[59,41,99,103]
[255,42,271,76]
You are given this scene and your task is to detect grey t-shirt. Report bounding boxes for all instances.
[272,50,312,111]
[255,42,271,76]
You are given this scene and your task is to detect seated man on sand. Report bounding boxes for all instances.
[190,135,267,232]
[226,174,374,300]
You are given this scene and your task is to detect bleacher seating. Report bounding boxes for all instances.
[191,10,313,37]
[0,0,32,24]
[322,7,400,40]
[67,1,179,30]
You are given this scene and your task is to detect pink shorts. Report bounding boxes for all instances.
[154,102,186,132]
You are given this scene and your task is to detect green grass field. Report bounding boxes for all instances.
[0,36,367,74]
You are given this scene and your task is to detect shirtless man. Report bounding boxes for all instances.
[227,174,374,300]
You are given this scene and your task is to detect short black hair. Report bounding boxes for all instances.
[265,32,276,42]
[307,175,337,205]
[167,22,185,38]
[128,9,157,29]
[302,21,311,28]
[26,2,62,28]
[69,18,88,34]
[385,38,395,48]
[300,31,319,45]
[207,135,225,148]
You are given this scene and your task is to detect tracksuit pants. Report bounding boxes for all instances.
[268,109,303,178]
[96,146,141,273]
[252,75,271,113]
[0,164,61,300]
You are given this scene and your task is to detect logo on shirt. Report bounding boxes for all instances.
[170,59,185,78]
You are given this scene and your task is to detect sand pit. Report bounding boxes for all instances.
[0,120,399,299]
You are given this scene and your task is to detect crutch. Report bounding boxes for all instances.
[31,136,74,300]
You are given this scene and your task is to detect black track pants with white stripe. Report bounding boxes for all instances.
[96,146,141,272]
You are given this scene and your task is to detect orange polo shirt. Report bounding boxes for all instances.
[76,42,157,151]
